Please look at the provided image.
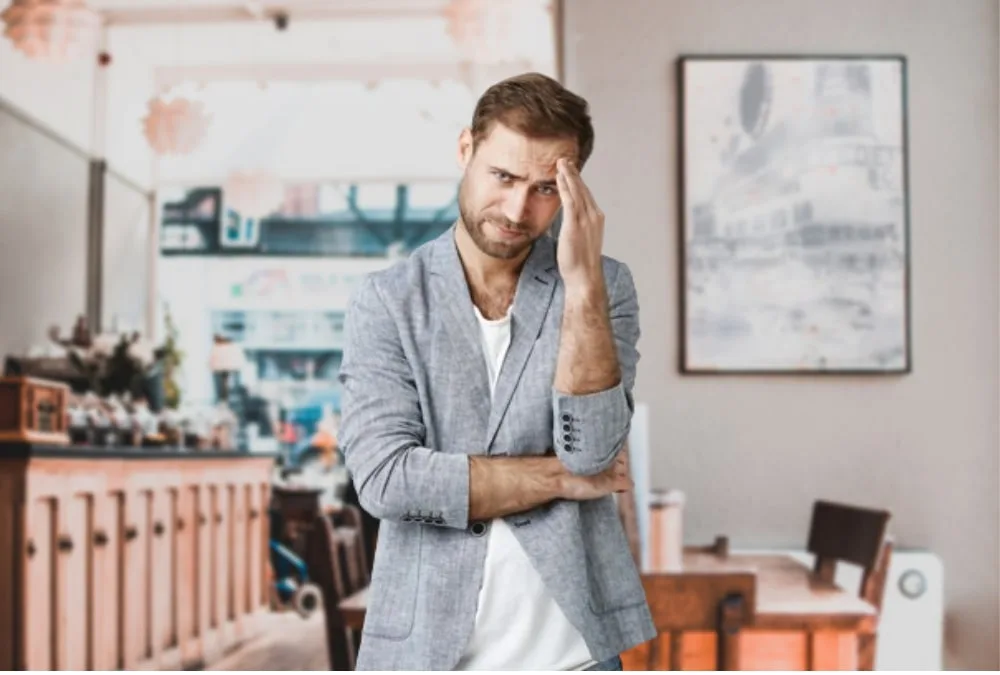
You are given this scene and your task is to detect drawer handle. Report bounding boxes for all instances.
[198,514,207,526]
[26,539,36,557]
[57,535,73,552]
[94,530,109,547]
[215,514,222,524]
[176,517,186,531]
[124,525,138,541]
[153,521,165,537]
[249,509,259,519]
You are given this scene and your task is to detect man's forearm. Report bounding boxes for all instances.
[554,283,621,395]
[468,455,567,520]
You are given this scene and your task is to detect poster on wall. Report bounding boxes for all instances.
[678,55,911,373]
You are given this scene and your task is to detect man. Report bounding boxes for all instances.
[338,72,655,671]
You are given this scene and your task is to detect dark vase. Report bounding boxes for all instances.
[141,369,166,413]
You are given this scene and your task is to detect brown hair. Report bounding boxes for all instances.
[470,72,594,166]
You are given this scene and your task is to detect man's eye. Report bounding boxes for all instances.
[537,185,556,196]
[492,170,512,183]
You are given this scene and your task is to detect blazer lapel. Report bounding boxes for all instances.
[430,226,492,430]
[484,236,558,451]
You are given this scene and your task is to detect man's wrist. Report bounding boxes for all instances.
[562,277,605,306]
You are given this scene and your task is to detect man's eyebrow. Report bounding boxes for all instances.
[488,166,557,188]
[488,165,525,181]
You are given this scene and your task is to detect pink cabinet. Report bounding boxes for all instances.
[0,445,273,671]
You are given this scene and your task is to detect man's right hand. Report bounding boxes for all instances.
[558,453,632,501]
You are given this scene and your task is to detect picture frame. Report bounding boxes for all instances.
[678,55,911,374]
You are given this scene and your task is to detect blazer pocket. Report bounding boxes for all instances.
[362,526,421,640]
[582,501,648,614]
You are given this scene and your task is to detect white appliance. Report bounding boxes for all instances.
[742,548,944,670]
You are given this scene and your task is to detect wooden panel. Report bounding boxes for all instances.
[177,483,198,665]
[55,493,90,670]
[121,489,151,668]
[91,491,122,671]
[230,483,247,637]
[227,485,238,626]
[809,631,859,670]
[24,497,55,670]
[196,483,212,655]
[0,468,16,670]
[243,484,258,616]
[739,631,809,670]
[259,482,271,611]
[151,487,178,653]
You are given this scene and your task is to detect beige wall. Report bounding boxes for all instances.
[563,0,998,669]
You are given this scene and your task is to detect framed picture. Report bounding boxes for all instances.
[678,55,911,374]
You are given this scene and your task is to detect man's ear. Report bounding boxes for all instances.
[457,127,474,169]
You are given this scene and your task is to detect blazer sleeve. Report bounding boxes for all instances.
[337,275,470,530]
[551,262,641,476]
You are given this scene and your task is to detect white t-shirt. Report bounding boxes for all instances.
[455,306,596,671]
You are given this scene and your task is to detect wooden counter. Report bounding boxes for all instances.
[0,443,276,671]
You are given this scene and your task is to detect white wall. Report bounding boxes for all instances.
[563,0,999,669]
[0,32,96,153]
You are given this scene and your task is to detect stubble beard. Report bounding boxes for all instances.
[458,180,535,261]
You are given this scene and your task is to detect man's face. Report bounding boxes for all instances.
[457,122,577,260]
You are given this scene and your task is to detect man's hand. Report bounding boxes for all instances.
[555,157,605,292]
[558,453,632,501]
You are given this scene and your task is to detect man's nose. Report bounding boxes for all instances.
[502,187,530,223]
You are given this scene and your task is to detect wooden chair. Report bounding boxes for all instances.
[623,573,755,670]
[329,504,372,582]
[271,485,325,559]
[305,515,368,670]
[806,500,893,670]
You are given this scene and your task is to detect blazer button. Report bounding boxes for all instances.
[561,413,571,422]
[402,515,413,522]
[434,517,445,525]
[470,521,487,537]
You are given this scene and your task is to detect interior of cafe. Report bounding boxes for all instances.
[0,0,996,671]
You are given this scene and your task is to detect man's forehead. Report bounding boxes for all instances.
[478,126,577,178]
[480,123,577,158]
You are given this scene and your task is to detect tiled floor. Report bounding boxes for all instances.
[208,611,329,671]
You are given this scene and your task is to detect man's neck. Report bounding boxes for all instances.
[455,223,527,319]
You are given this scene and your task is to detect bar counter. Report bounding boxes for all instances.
[0,442,276,670]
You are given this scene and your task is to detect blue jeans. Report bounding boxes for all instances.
[586,655,623,671]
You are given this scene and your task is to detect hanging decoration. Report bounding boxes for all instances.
[142,94,212,156]
[0,0,100,62]
[223,170,284,220]
[442,0,555,71]
[443,0,484,51]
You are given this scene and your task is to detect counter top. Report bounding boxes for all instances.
[0,441,278,461]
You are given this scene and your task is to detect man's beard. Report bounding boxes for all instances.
[457,187,536,261]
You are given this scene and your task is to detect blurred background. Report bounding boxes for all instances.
[0,0,996,671]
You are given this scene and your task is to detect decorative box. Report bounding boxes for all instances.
[0,376,71,445]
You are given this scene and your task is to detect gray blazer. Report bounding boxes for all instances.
[338,226,656,670]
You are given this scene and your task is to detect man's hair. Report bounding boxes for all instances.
[470,72,594,166]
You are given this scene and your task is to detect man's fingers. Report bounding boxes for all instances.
[563,159,600,222]
[557,159,585,216]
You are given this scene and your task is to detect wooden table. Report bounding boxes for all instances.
[625,551,876,670]
[338,551,874,670]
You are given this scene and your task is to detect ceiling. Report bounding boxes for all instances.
[86,0,456,26]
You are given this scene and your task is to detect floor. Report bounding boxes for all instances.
[207,611,329,671]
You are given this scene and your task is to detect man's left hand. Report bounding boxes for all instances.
[555,158,605,292]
